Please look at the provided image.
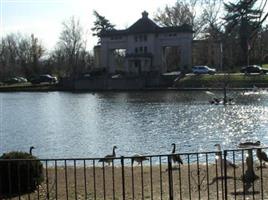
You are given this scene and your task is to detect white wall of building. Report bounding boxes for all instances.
[99,32,192,74]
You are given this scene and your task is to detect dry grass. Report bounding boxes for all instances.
[7,162,268,200]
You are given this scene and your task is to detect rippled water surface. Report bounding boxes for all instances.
[1,90,268,158]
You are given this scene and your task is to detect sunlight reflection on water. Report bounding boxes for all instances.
[0,90,268,159]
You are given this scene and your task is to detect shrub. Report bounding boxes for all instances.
[0,151,43,197]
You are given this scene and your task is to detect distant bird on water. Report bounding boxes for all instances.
[256,148,268,167]
[214,144,237,168]
[238,141,260,148]
[131,154,149,165]
[99,146,117,165]
[171,143,183,165]
[29,146,35,155]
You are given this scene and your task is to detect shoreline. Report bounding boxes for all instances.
[0,85,260,93]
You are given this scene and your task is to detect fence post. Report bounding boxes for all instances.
[223,150,228,200]
[168,155,174,200]
[121,156,126,200]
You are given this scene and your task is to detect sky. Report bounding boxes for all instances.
[0,0,177,51]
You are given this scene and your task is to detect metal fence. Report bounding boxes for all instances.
[0,147,267,200]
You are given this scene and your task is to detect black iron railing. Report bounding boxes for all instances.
[0,147,267,200]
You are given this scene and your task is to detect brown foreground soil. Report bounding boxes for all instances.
[6,162,268,200]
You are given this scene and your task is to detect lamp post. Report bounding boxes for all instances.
[220,42,223,71]
[247,40,250,66]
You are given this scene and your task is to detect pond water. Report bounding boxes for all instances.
[0,90,268,159]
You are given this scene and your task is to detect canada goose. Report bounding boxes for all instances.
[253,85,258,92]
[131,154,149,165]
[239,141,260,148]
[99,146,117,165]
[171,143,183,165]
[214,144,237,168]
[209,98,220,105]
[29,146,35,155]
[256,149,268,167]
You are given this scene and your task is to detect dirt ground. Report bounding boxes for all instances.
[6,161,268,200]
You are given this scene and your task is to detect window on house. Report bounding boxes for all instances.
[145,60,149,66]
[135,61,138,67]
[144,46,148,53]
[139,46,143,52]
[144,35,147,41]
[135,36,138,42]
[135,48,138,53]
[168,33,176,37]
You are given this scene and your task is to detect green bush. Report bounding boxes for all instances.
[0,151,43,197]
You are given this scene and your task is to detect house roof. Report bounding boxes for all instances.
[127,11,159,34]
[100,11,193,37]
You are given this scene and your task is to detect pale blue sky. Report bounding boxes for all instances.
[0,0,177,51]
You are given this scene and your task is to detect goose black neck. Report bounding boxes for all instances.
[112,147,116,156]
[172,144,176,153]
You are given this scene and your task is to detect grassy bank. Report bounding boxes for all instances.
[0,83,59,92]
[2,73,268,92]
[175,73,268,88]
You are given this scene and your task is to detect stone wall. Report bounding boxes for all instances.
[70,76,175,90]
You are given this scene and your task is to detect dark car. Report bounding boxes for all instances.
[240,65,268,74]
[30,74,57,84]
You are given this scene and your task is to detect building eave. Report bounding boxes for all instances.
[100,26,193,37]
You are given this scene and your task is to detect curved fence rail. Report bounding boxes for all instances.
[0,147,268,200]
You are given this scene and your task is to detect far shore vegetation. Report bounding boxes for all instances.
[0,0,268,85]
[2,71,268,91]
[174,72,268,88]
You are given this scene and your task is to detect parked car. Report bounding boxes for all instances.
[30,74,57,84]
[192,66,216,75]
[3,77,28,85]
[240,65,268,74]
[16,77,28,83]
[3,77,21,85]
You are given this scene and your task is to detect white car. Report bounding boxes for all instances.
[192,66,216,75]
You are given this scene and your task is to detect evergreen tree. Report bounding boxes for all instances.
[224,0,268,65]
[91,11,115,43]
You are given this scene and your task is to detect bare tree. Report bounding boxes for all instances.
[51,16,93,78]
[30,34,45,74]
[1,34,23,78]
[16,34,45,76]
[154,0,222,38]
[56,16,86,77]
[0,33,45,79]
[154,2,194,26]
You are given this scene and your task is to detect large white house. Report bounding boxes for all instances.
[95,11,193,74]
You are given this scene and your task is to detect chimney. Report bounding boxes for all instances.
[142,11,148,18]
